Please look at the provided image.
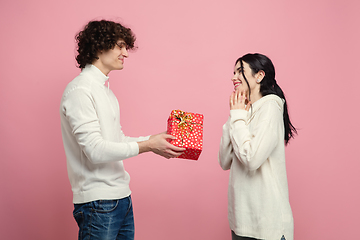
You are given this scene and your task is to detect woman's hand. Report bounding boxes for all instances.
[230,90,251,111]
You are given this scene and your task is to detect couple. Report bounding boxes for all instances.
[60,19,296,240]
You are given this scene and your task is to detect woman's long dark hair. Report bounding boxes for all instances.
[236,53,297,145]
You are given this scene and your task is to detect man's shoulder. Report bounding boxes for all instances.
[62,73,94,99]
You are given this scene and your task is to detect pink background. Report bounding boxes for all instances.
[1,0,359,239]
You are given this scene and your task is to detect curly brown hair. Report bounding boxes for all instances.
[75,20,136,69]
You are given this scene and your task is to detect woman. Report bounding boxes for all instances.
[218,53,297,240]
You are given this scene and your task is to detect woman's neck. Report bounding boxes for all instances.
[249,92,262,104]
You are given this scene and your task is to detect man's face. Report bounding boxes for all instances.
[96,39,128,75]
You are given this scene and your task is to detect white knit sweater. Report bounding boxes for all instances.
[60,64,149,204]
[218,94,294,240]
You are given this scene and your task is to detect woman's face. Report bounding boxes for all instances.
[232,61,258,93]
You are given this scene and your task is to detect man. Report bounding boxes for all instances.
[60,20,184,240]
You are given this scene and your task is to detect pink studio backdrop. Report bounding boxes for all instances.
[1,0,359,239]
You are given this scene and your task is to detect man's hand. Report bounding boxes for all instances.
[138,132,185,159]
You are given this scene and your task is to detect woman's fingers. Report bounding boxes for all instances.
[245,101,251,111]
[229,91,235,107]
[241,90,246,103]
[230,90,250,111]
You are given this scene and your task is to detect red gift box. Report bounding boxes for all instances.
[167,110,204,160]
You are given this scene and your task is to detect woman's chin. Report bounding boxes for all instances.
[235,87,245,92]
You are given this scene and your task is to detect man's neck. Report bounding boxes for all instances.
[92,62,110,76]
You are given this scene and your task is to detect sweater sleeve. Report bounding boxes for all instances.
[118,132,150,143]
[61,88,146,164]
[229,103,281,171]
[218,117,233,170]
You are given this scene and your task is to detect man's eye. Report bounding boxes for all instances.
[117,43,128,49]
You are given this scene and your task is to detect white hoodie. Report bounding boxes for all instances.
[219,94,294,240]
[60,64,149,204]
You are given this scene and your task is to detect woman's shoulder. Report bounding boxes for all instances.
[254,94,283,109]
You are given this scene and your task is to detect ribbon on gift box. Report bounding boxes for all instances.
[170,110,202,146]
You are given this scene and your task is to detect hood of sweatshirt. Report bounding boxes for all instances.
[251,94,284,115]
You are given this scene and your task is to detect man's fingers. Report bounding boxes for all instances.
[163,134,176,140]
[167,142,186,152]
[167,149,184,158]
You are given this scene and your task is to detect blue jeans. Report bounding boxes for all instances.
[231,231,286,240]
[73,196,134,240]
[231,231,261,240]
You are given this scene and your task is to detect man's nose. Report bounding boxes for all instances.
[122,48,128,57]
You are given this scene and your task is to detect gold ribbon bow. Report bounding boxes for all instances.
[172,110,194,138]
[170,110,202,146]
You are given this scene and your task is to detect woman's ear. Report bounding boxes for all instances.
[256,70,265,83]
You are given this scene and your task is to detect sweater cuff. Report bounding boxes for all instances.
[129,141,140,155]
[131,135,150,155]
[138,135,151,142]
[230,109,248,121]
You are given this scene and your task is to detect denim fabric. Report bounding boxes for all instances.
[73,196,134,240]
[231,231,286,240]
[231,231,262,240]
